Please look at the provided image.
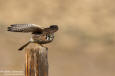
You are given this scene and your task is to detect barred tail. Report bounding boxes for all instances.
[18,41,31,51]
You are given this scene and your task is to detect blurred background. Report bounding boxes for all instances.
[0,0,115,76]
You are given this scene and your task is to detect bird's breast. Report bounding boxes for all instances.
[32,34,54,44]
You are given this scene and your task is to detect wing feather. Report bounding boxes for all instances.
[8,24,43,33]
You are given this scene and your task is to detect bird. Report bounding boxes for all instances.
[8,24,58,51]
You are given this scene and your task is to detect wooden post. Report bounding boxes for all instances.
[25,43,48,76]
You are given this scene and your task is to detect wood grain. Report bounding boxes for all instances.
[25,43,48,76]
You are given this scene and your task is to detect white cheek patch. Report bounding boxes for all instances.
[46,36,50,40]
[46,34,51,41]
[50,35,54,40]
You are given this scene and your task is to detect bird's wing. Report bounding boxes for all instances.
[8,24,43,33]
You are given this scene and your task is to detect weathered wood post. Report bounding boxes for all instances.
[25,43,48,76]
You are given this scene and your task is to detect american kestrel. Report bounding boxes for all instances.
[8,24,58,51]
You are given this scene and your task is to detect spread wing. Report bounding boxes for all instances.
[8,24,43,33]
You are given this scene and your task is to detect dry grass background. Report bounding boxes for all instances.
[0,0,115,76]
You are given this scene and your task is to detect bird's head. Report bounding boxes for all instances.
[49,25,59,32]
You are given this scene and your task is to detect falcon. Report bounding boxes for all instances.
[8,24,58,51]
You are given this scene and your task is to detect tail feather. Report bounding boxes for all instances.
[18,41,31,51]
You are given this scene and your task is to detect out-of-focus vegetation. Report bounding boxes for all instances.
[0,0,115,76]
